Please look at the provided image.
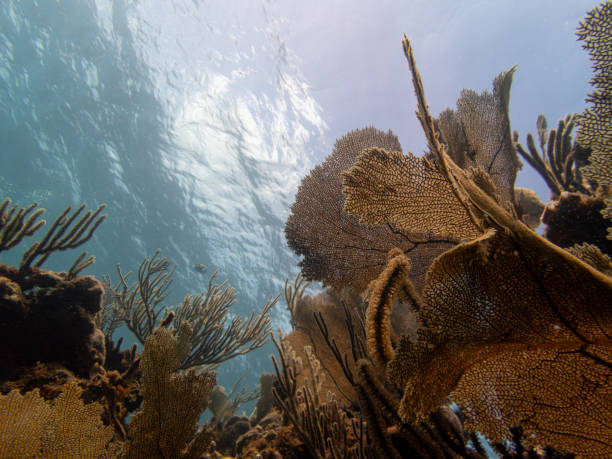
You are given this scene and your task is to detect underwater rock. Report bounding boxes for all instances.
[543,191,612,255]
[0,264,105,380]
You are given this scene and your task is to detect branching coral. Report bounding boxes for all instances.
[284,284,369,405]
[271,333,367,459]
[0,195,281,457]
[209,374,260,424]
[110,249,174,344]
[0,198,106,276]
[0,198,45,252]
[284,271,311,328]
[108,249,276,369]
[276,4,612,458]
[172,269,277,368]
[514,113,612,254]
[515,114,590,199]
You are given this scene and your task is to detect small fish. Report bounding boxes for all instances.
[193,263,207,273]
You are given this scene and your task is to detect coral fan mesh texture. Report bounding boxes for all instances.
[436,69,521,207]
[455,346,611,456]
[343,147,481,239]
[577,2,612,234]
[125,325,215,458]
[386,229,612,455]
[285,127,455,292]
[0,384,113,457]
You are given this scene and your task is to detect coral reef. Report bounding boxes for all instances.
[123,325,216,458]
[250,373,277,426]
[514,115,612,254]
[0,201,107,380]
[0,264,106,380]
[542,191,612,254]
[0,201,275,457]
[283,283,365,404]
[107,249,277,368]
[515,114,590,199]
[2,2,611,458]
[277,3,612,457]
[434,65,520,208]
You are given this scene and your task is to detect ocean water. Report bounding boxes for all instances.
[0,0,600,408]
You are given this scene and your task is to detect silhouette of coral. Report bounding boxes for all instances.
[109,250,275,368]
[0,198,106,275]
[514,112,612,254]
[515,114,591,199]
[542,191,612,255]
[110,249,175,344]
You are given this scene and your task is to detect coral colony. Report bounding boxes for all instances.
[1,2,611,457]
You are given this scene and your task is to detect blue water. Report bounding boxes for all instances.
[0,0,327,399]
[0,0,600,410]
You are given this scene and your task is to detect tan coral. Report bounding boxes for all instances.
[577,2,612,240]
[345,33,612,457]
[436,66,520,207]
[123,325,216,459]
[285,127,456,292]
[366,251,412,367]
[343,147,481,240]
[284,288,364,404]
[0,383,116,457]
